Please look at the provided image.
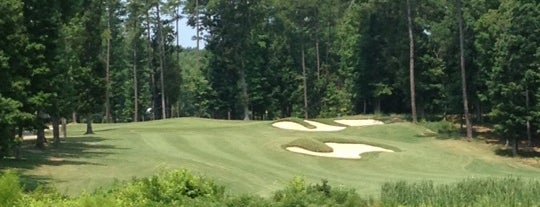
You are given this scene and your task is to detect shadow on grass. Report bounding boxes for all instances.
[92,128,118,133]
[495,148,540,158]
[0,136,128,171]
[19,174,53,192]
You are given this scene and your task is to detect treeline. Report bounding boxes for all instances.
[186,0,540,153]
[2,170,540,206]
[0,0,186,156]
[0,0,539,157]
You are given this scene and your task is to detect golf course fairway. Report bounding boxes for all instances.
[2,118,540,197]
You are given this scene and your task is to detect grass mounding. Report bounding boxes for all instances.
[312,118,349,127]
[283,138,333,153]
[273,117,316,129]
[317,137,401,152]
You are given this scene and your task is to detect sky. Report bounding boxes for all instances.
[176,16,205,48]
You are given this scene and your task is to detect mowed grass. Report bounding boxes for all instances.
[2,118,540,197]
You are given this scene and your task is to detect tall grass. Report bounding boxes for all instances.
[3,170,540,206]
[381,177,540,206]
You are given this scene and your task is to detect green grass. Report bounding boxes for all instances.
[2,117,540,198]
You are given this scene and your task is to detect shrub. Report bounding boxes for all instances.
[0,170,23,207]
[420,120,460,139]
[273,177,372,207]
[113,169,225,206]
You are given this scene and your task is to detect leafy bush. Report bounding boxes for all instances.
[420,120,460,139]
[0,170,22,207]
[112,169,225,206]
[4,170,540,207]
[273,177,373,207]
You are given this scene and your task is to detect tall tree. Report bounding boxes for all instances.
[487,0,540,156]
[456,0,473,139]
[407,0,418,123]
[76,0,106,134]
[0,0,30,156]
[104,4,112,123]
[156,2,167,119]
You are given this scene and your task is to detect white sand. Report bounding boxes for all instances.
[272,120,345,132]
[334,119,384,127]
[286,142,394,159]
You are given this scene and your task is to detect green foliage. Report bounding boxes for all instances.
[5,164,540,206]
[419,120,460,139]
[0,96,23,157]
[0,171,22,207]
[112,169,225,205]
[381,177,540,207]
[273,177,372,207]
[485,1,540,143]
[178,50,212,118]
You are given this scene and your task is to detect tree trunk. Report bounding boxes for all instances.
[175,6,181,118]
[105,9,111,123]
[17,126,23,138]
[375,99,381,114]
[526,87,531,147]
[302,45,309,119]
[512,137,518,157]
[156,4,166,120]
[195,0,201,69]
[72,112,77,123]
[85,113,94,134]
[52,117,60,145]
[61,118,67,138]
[147,7,155,120]
[35,114,46,149]
[316,40,320,80]
[363,99,367,114]
[407,0,418,124]
[456,0,473,139]
[240,64,250,121]
[133,44,139,122]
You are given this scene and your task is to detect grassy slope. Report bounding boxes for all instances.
[2,118,540,197]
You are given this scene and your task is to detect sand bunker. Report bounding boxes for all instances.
[272,120,345,132]
[334,119,384,127]
[286,142,394,159]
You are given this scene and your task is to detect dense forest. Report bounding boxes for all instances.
[0,0,539,157]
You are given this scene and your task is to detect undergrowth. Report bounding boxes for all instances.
[1,170,540,206]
